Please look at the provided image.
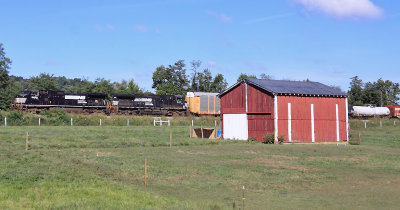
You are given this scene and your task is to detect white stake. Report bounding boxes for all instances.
[39,118,41,126]
[394,121,396,126]
[127,119,130,126]
[4,117,6,126]
[100,119,102,126]
[192,120,194,127]
[168,120,170,126]
[153,120,155,126]
[71,118,73,126]
[365,122,367,129]
[380,121,382,128]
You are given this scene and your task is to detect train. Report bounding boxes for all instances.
[11,89,221,116]
[348,105,400,118]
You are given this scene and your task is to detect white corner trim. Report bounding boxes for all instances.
[311,104,315,142]
[288,103,292,142]
[336,104,340,142]
[245,83,248,113]
[345,98,349,142]
[274,95,278,143]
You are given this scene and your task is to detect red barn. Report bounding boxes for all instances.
[219,79,349,143]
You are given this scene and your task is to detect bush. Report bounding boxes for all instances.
[278,136,284,144]
[247,137,256,143]
[263,133,275,144]
[7,111,25,126]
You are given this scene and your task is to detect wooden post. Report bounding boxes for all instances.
[394,121,396,126]
[201,127,204,139]
[189,126,192,138]
[191,120,194,127]
[25,132,29,151]
[380,121,382,128]
[170,131,172,147]
[127,119,129,126]
[358,132,361,145]
[242,185,245,210]
[144,159,147,189]
[214,120,217,139]
[364,121,366,129]
[102,127,105,148]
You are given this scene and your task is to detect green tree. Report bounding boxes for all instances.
[237,73,257,82]
[211,73,228,93]
[28,73,59,90]
[152,60,189,95]
[197,69,213,92]
[260,73,272,80]
[0,43,13,110]
[362,79,400,106]
[348,76,364,106]
[113,79,143,94]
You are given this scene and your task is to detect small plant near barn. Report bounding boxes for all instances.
[278,136,284,144]
[247,137,257,143]
[263,133,275,144]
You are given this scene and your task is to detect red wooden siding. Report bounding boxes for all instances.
[247,114,274,141]
[247,85,274,113]
[277,96,347,142]
[220,84,246,114]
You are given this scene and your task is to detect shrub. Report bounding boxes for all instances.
[247,137,256,143]
[278,136,284,144]
[7,111,25,126]
[263,133,275,144]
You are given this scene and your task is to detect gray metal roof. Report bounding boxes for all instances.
[220,79,348,97]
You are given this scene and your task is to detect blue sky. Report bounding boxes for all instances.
[1,0,399,92]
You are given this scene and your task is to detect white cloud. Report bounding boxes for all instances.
[206,10,233,23]
[294,0,384,19]
[134,25,148,33]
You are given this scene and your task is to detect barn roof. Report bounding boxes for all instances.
[220,79,348,97]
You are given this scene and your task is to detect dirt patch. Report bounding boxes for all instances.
[176,149,209,155]
[252,157,309,171]
[307,156,368,162]
[80,149,121,157]
[243,150,258,154]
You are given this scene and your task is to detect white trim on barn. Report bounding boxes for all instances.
[274,95,278,143]
[223,114,248,140]
[311,104,315,142]
[336,104,340,142]
[288,103,292,142]
[345,98,349,142]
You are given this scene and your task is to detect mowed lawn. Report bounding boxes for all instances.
[0,123,400,209]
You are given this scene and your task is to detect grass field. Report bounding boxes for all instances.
[0,120,400,209]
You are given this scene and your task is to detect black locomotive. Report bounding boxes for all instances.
[12,89,187,116]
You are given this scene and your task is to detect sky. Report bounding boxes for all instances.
[0,0,399,92]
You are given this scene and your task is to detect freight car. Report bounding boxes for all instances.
[12,89,186,116]
[185,92,220,116]
[348,105,391,118]
[386,105,400,118]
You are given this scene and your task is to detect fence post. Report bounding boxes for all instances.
[364,121,367,129]
[168,120,170,126]
[394,121,396,126]
[26,132,29,151]
[153,120,155,126]
[39,118,41,126]
[192,120,194,127]
[144,159,147,189]
[170,131,172,147]
[71,118,73,126]
[4,117,6,126]
[100,119,102,126]
[160,120,162,126]
[380,121,382,128]
[127,119,129,126]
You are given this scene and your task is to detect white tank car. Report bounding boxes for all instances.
[351,106,390,117]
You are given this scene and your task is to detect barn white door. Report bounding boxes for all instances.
[223,114,248,140]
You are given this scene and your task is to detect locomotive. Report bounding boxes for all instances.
[12,89,187,116]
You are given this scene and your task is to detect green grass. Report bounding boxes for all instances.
[1,120,400,209]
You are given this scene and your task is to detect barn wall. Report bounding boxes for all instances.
[277,96,347,142]
[247,85,274,113]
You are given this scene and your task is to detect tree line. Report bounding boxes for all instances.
[347,76,400,106]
